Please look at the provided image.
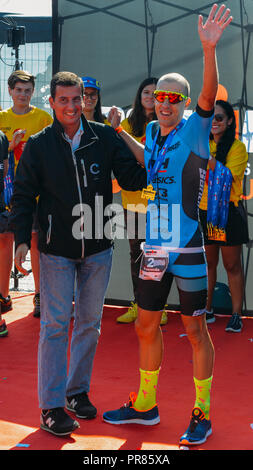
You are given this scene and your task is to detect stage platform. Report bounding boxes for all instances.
[1,292,253,452]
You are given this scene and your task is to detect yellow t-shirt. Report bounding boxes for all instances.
[199,138,248,210]
[0,106,53,173]
[120,118,147,214]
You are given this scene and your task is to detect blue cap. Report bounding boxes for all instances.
[82,76,100,90]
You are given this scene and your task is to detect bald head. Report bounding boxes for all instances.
[157,73,190,97]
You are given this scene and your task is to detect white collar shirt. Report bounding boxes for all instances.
[64,119,84,151]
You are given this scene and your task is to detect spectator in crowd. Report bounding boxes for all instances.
[0,130,9,336]
[11,71,147,436]
[103,4,232,446]
[0,70,53,318]
[82,76,109,124]
[199,99,248,332]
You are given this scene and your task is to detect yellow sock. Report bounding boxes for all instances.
[194,376,213,419]
[134,368,160,411]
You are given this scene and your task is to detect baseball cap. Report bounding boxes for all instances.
[82,76,100,90]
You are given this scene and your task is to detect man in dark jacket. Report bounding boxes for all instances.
[11,71,146,436]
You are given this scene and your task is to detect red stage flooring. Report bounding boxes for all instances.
[1,292,253,451]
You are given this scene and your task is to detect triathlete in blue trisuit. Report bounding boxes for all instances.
[104,4,233,446]
[144,105,211,277]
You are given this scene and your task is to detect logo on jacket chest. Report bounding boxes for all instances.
[90,163,100,175]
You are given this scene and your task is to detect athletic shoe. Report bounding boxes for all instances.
[0,293,12,313]
[117,302,137,323]
[0,319,8,337]
[33,293,40,318]
[205,309,216,324]
[160,310,168,325]
[103,392,160,425]
[179,407,212,445]
[66,392,97,419]
[117,303,168,325]
[40,407,80,436]
[225,313,242,333]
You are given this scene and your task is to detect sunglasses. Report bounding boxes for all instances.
[213,114,225,122]
[83,92,98,100]
[154,90,188,104]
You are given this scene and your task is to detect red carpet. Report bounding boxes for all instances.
[1,292,253,451]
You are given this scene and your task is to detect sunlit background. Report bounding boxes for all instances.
[0,0,52,112]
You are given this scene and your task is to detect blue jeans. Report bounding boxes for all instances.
[38,248,113,409]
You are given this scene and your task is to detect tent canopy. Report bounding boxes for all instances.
[53,0,253,110]
[0,15,52,43]
[53,1,253,312]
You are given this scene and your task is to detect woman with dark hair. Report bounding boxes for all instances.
[115,77,167,325]
[199,99,249,332]
[82,76,107,123]
[124,77,158,139]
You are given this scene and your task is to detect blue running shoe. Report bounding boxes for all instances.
[103,392,160,425]
[180,407,212,445]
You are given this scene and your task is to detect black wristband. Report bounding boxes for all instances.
[196,103,214,118]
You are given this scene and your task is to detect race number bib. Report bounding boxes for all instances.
[139,245,169,281]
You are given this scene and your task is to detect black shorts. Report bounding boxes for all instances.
[137,272,207,316]
[199,201,249,246]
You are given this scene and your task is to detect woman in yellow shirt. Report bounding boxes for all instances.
[199,100,249,332]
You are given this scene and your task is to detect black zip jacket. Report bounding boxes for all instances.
[10,115,147,259]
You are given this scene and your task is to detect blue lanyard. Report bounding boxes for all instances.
[148,119,185,185]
